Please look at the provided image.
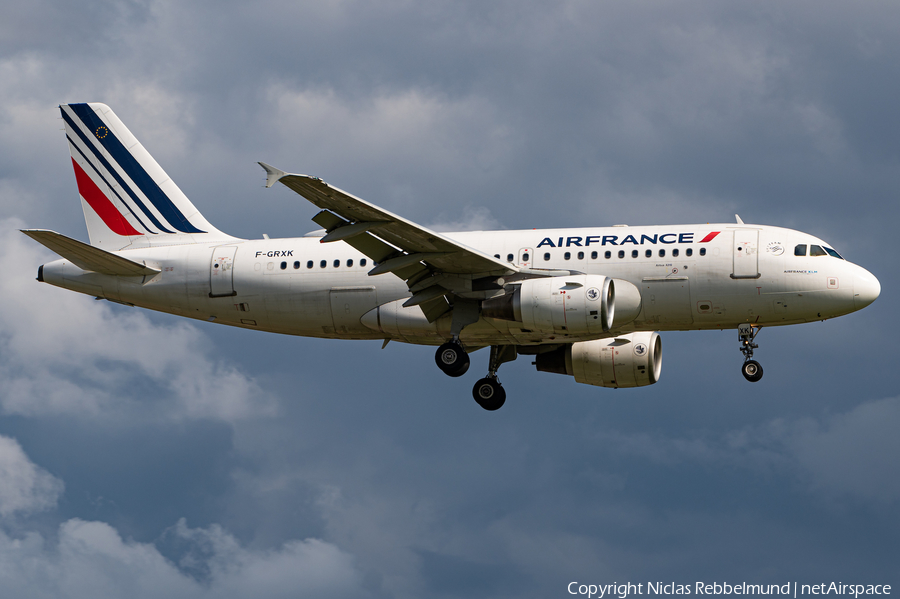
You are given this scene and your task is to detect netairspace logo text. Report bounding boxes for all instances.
[567,582,892,599]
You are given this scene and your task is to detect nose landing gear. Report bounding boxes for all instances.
[738,324,763,382]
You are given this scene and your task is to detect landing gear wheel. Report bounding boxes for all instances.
[472,377,506,411]
[737,325,763,382]
[435,342,470,377]
[741,360,763,382]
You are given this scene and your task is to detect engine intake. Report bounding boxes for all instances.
[534,332,662,388]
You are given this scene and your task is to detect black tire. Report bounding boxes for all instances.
[741,360,763,382]
[435,342,470,377]
[472,378,506,411]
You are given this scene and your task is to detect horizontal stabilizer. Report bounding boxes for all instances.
[21,229,160,276]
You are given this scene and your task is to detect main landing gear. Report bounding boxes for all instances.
[434,342,517,410]
[435,339,470,377]
[738,324,763,382]
[472,345,517,411]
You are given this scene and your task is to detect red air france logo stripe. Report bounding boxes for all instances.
[71,158,142,236]
[699,231,721,243]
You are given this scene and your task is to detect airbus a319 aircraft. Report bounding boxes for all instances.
[24,103,881,410]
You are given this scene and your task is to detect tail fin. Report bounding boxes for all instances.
[60,103,233,249]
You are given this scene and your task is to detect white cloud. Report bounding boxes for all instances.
[0,435,63,518]
[427,205,503,232]
[0,219,275,423]
[0,438,370,599]
[0,517,370,599]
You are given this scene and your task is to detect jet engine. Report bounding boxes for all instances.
[482,274,613,334]
[482,275,642,335]
[534,332,662,388]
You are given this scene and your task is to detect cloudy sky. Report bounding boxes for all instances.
[1,1,898,597]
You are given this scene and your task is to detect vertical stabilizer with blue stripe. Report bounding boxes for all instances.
[61,103,235,250]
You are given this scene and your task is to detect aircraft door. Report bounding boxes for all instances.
[518,247,533,269]
[210,246,238,297]
[732,229,760,279]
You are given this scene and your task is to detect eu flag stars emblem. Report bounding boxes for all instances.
[94,126,108,139]
[633,343,647,356]
[586,287,600,301]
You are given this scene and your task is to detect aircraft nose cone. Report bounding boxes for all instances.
[854,268,880,310]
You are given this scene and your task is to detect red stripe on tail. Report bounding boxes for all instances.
[71,158,142,236]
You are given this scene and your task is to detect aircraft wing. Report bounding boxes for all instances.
[259,163,517,278]
[260,163,555,321]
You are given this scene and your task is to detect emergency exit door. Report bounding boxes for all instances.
[518,247,532,269]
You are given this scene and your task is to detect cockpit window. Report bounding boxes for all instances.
[824,247,844,260]
[810,245,827,257]
[794,244,807,256]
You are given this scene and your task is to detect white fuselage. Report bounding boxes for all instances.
[39,223,879,347]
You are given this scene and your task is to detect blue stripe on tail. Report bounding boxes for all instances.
[67,104,206,234]
[62,108,175,233]
[67,135,156,234]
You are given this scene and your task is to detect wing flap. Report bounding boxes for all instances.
[21,229,160,276]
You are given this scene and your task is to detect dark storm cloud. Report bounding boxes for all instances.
[0,1,898,597]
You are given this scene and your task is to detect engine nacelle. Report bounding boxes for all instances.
[483,274,615,335]
[534,332,662,388]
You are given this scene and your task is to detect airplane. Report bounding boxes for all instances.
[23,103,881,410]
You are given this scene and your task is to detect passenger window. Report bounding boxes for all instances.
[699,248,706,256]
[618,250,625,259]
[577,251,584,260]
[333,259,340,267]
[645,249,652,258]
[672,248,679,257]
[523,253,530,262]
[543,252,550,261]
[605,251,611,259]
[659,249,665,257]
[507,253,514,262]
[591,251,598,259]
[347,259,353,267]
[360,258,367,267]
[307,260,313,269]
[280,261,287,270]
[686,248,693,257]
[794,244,807,256]
[293,261,300,269]
[564,252,571,260]
[632,250,639,258]
[494,254,500,259]
[810,245,827,257]
[320,260,326,268]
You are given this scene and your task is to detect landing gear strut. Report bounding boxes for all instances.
[435,339,470,377]
[435,300,479,378]
[738,324,763,382]
[472,345,517,411]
